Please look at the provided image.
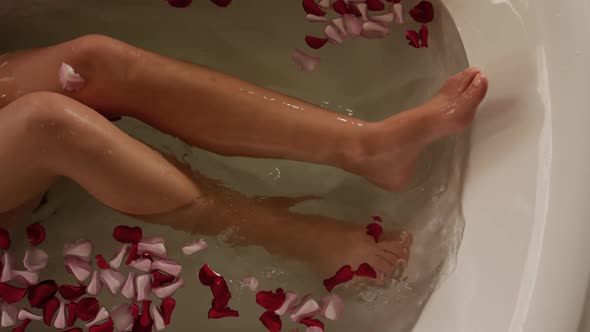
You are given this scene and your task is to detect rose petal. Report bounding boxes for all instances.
[323,265,354,292]
[198,264,220,286]
[318,0,330,9]
[28,280,58,308]
[85,307,109,327]
[332,18,348,36]
[54,301,67,329]
[1,253,14,282]
[25,223,46,246]
[211,278,231,310]
[58,63,85,92]
[128,258,152,272]
[58,285,86,302]
[361,21,390,38]
[65,257,92,283]
[139,301,152,328]
[94,255,109,270]
[372,216,383,222]
[23,247,49,273]
[135,274,152,301]
[319,294,344,320]
[160,298,175,326]
[208,307,239,319]
[256,289,286,311]
[292,49,320,72]
[168,0,193,8]
[366,0,384,11]
[355,263,377,279]
[420,24,429,48]
[181,239,208,256]
[343,14,363,36]
[1,303,18,327]
[42,297,59,326]
[89,318,113,332]
[150,303,165,331]
[240,276,259,292]
[0,283,27,304]
[370,12,394,23]
[301,318,325,330]
[99,269,125,295]
[138,241,167,259]
[17,309,42,321]
[77,297,100,322]
[306,327,324,332]
[289,295,320,322]
[353,3,368,20]
[392,2,403,24]
[153,278,184,299]
[108,244,128,270]
[12,270,38,286]
[64,328,83,332]
[113,226,143,244]
[332,0,349,15]
[87,271,102,296]
[12,318,30,332]
[305,36,329,49]
[121,272,136,300]
[110,304,133,332]
[63,239,93,262]
[259,311,281,332]
[67,302,78,327]
[324,25,344,44]
[409,0,434,23]
[125,244,140,265]
[130,304,140,320]
[302,0,326,16]
[306,14,328,23]
[275,291,298,316]
[150,259,182,277]
[209,0,232,7]
[405,30,420,48]
[366,223,383,242]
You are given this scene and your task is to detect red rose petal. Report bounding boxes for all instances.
[323,265,354,292]
[88,317,113,332]
[26,223,46,246]
[95,255,109,270]
[59,285,87,301]
[139,301,152,328]
[125,244,140,265]
[151,271,175,288]
[259,311,282,332]
[167,0,192,8]
[12,318,31,332]
[275,290,298,316]
[208,307,239,319]
[256,288,287,311]
[130,304,140,320]
[150,259,181,277]
[64,329,83,332]
[42,297,59,326]
[131,320,151,332]
[209,0,232,7]
[211,278,231,310]
[366,223,383,242]
[198,264,220,286]
[405,30,420,48]
[331,0,350,15]
[28,280,58,308]
[420,24,429,48]
[305,36,329,50]
[372,216,383,222]
[0,227,11,250]
[0,283,27,303]
[77,297,100,322]
[113,226,143,244]
[161,298,175,326]
[301,318,325,329]
[347,3,362,17]
[366,0,385,11]
[409,0,434,23]
[354,263,377,279]
[302,0,326,16]
[67,302,78,327]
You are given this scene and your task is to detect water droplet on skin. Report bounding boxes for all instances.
[107,149,112,156]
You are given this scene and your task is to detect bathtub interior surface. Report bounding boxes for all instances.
[0,1,473,331]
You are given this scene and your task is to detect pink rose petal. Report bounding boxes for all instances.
[138,240,167,259]
[276,291,299,316]
[99,269,126,295]
[318,0,330,9]
[87,271,103,296]
[121,272,136,300]
[153,278,184,299]
[85,307,109,327]
[361,21,390,38]
[1,303,18,327]
[110,304,133,332]
[306,327,324,332]
[343,14,363,36]
[150,259,182,277]
[63,239,93,262]
[1,253,14,282]
[150,303,166,331]
[109,244,129,270]
[128,258,152,272]
[331,18,348,36]
[135,274,152,301]
[324,24,344,44]
[306,14,329,22]
[289,295,320,322]
[302,0,327,16]
[17,309,42,321]
[58,63,86,92]
[240,276,259,292]
[392,3,404,24]
[370,12,394,23]
[354,3,369,21]
[23,247,49,272]
[89,318,113,332]
[320,294,344,320]
[54,301,67,329]
[181,239,208,256]
[11,270,38,286]
[65,257,92,283]
[292,49,320,72]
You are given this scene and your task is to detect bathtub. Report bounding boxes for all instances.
[413,1,590,332]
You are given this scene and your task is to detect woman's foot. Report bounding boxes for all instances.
[350,67,489,191]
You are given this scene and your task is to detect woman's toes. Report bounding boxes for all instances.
[438,67,481,98]
[367,255,395,275]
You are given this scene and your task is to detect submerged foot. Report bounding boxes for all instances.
[352,67,489,191]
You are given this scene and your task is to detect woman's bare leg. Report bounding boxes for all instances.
[0,91,409,278]
[0,35,488,191]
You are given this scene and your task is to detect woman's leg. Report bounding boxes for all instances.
[0,35,488,191]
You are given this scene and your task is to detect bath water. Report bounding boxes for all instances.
[0,0,469,331]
